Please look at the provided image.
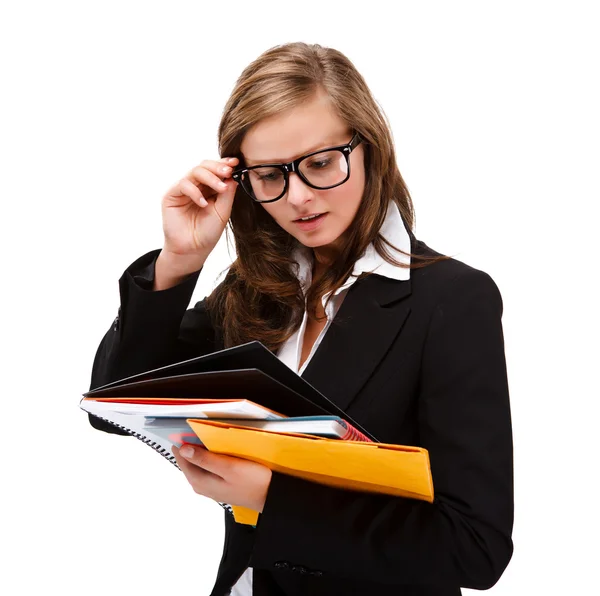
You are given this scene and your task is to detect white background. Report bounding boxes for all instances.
[1,1,598,594]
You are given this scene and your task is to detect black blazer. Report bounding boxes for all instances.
[88,233,514,596]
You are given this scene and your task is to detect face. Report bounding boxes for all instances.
[239,91,366,265]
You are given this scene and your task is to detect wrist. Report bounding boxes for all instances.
[153,250,206,291]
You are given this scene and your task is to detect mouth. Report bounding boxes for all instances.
[292,212,328,231]
[293,212,327,223]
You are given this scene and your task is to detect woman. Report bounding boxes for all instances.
[89,42,514,595]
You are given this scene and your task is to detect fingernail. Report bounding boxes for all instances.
[221,166,231,173]
[180,446,194,458]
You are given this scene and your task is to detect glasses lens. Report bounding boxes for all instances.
[241,167,286,202]
[299,149,348,188]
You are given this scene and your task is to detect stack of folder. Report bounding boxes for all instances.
[82,341,434,525]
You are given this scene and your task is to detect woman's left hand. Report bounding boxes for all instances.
[172,444,272,512]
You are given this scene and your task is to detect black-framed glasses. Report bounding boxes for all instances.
[231,132,362,203]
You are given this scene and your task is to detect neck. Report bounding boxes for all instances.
[312,249,333,281]
[312,241,341,270]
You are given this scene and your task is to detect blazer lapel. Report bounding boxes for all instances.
[300,273,412,413]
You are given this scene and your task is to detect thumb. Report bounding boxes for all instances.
[213,177,237,219]
[179,444,231,477]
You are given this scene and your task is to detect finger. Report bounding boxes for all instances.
[200,157,240,183]
[195,159,238,182]
[173,447,225,494]
[163,178,208,207]
[213,172,239,217]
[178,177,208,207]
[188,165,230,197]
[219,156,239,166]
[174,444,223,475]
[178,444,236,478]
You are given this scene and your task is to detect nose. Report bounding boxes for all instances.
[285,172,315,206]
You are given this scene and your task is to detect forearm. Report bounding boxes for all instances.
[252,474,512,588]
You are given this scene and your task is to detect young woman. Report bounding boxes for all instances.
[89,42,514,596]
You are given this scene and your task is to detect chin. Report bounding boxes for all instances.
[295,232,343,250]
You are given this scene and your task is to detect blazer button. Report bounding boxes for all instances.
[274,561,290,570]
[291,565,308,575]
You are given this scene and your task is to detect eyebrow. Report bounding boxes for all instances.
[244,134,349,167]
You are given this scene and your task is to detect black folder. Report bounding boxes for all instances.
[85,340,376,441]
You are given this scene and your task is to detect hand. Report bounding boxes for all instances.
[172,444,272,513]
[160,157,240,263]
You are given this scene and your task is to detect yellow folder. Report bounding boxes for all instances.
[187,419,434,526]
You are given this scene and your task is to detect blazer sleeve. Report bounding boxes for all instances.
[249,269,514,590]
[88,248,221,433]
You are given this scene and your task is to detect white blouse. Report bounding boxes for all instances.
[230,201,411,595]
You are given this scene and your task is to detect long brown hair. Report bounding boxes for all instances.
[205,42,450,352]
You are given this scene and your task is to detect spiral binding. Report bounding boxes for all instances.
[93,414,235,518]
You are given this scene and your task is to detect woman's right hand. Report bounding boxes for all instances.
[153,157,240,290]
[160,156,240,263]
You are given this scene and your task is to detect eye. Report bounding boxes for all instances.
[249,167,284,183]
[258,171,282,182]
[308,158,331,169]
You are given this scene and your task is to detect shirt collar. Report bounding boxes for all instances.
[291,201,411,297]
